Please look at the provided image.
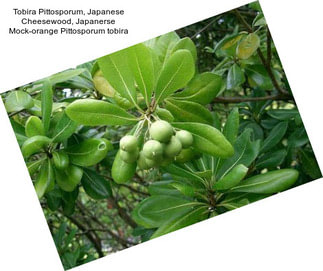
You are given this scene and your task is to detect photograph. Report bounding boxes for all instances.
[1,1,321,269]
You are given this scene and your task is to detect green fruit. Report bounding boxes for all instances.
[145,157,158,168]
[164,136,182,158]
[52,151,70,170]
[142,140,163,160]
[137,152,151,170]
[55,165,83,192]
[150,120,173,143]
[120,148,139,163]
[112,151,137,184]
[176,130,193,148]
[120,135,138,152]
[66,138,112,167]
[175,148,195,163]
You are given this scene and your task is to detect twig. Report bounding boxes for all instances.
[213,93,293,104]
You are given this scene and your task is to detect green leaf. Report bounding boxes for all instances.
[132,195,202,228]
[165,99,213,124]
[65,99,138,126]
[34,159,54,199]
[81,168,112,199]
[230,169,299,194]
[5,91,34,113]
[171,183,195,197]
[55,165,83,192]
[172,122,234,158]
[267,109,300,120]
[98,49,137,106]
[127,43,155,106]
[227,64,245,89]
[299,149,322,179]
[41,80,53,133]
[214,33,246,54]
[256,149,287,169]
[162,163,205,185]
[111,150,137,184]
[222,107,239,145]
[260,121,288,153]
[66,138,112,167]
[151,205,209,238]
[216,129,260,179]
[148,180,183,196]
[220,193,267,210]
[21,135,52,158]
[27,157,46,176]
[245,65,274,90]
[25,116,45,137]
[156,107,174,122]
[155,49,195,103]
[253,13,266,27]
[48,68,86,85]
[171,37,197,62]
[172,72,223,105]
[236,33,260,59]
[146,31,180,65]
[214,164,248,191]
[51,113,78,143]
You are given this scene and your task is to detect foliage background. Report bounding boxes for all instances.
[1,2,321,270]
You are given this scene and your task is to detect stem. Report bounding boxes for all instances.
[213,93,293,104]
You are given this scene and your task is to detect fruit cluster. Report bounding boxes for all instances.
[119,120,193,170]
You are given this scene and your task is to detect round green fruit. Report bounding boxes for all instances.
[175,148,195,163]
[120,148,139,164]
[150,120,173,143]
[137,152,151,170]
[164,136,182,158]
[120,135,138,152]
[176,130,193,148]
[142,140,163,160]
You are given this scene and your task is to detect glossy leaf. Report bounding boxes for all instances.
[55,165,83,192]
[222,107,239,145]
[256,149,287,169]
[66,138,112,167]
[162,163,205,185]
[65,99,138,126]
[5,91,34,113]
[267,109,300,120]
[48,69,86,85]
[299,149,322,179]
[27,157,45,176]
[172,122,234,158]
[132,195,202,228]
[51,113,78,143]
[98,50,137,106]
[231,169,299,194]
[172,72,223,105]
[260,121,288,153]
[151,205,209,238]
[81,168,112,199]
[21,135,52,158]
[214,164,248,191]
[236,33,260,59]
[148,180,183,197]
[41,80,53,134]
[155,49,195,103]
[34,159,54,199]
[111,150,137,184]
[217,129,260,179]
[165,99,213,124]
[25,116,45,137]
[227,64,245,89]
[127,43,154,105]
[245,65,274,90]
[171,37,197,62]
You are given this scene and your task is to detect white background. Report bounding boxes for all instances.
[1,0,323,270]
